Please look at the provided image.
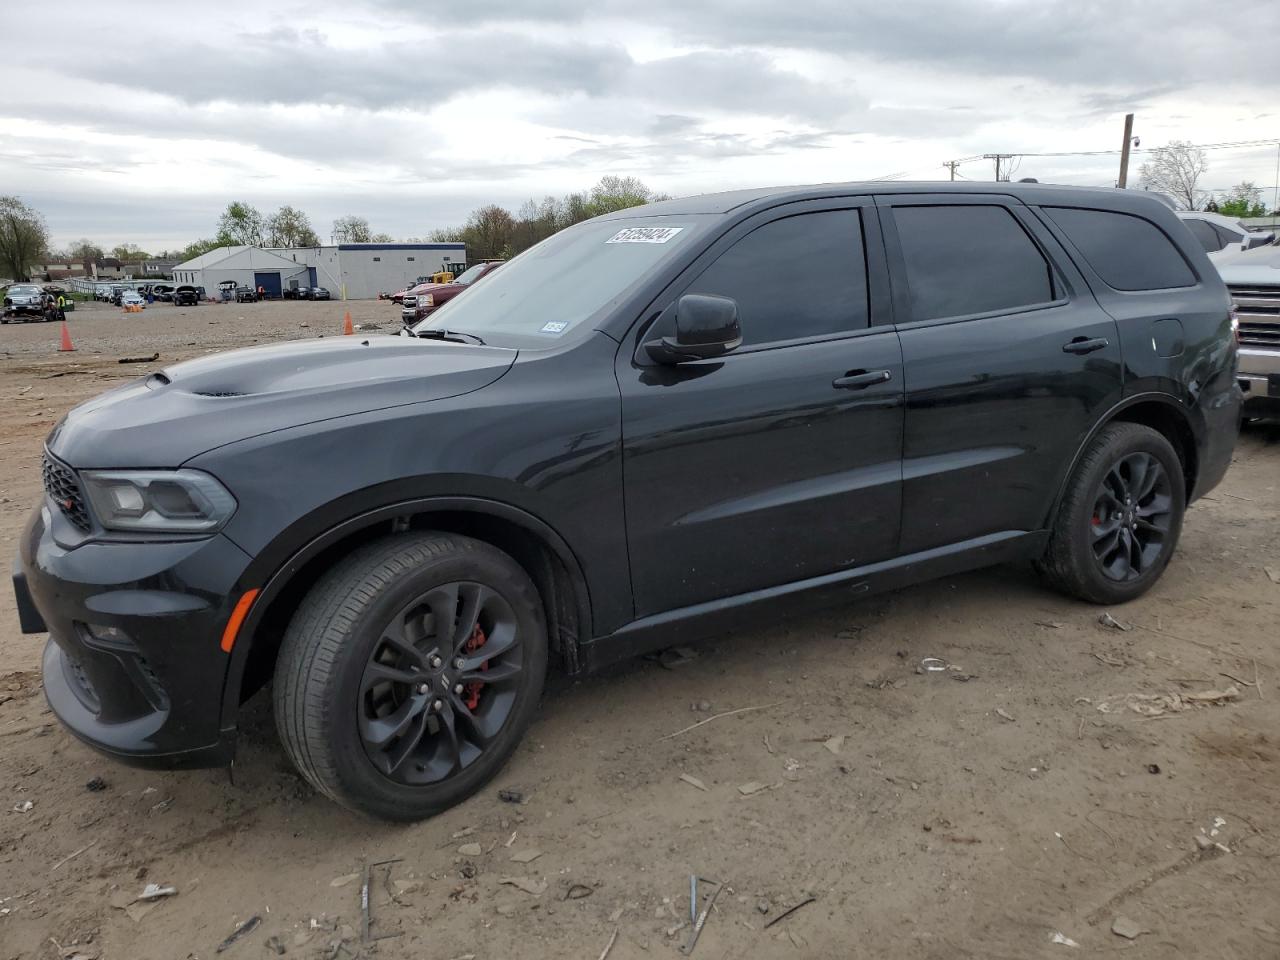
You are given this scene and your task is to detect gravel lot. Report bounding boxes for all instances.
[1,299,1278,960]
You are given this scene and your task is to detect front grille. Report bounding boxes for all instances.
[1229,284,1280,348]
[41,452,91,532]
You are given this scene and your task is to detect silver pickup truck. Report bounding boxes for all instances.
[2,283,50,322]
[1218,240,1280,416]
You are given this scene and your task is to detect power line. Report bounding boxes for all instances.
[944,136,1280,173]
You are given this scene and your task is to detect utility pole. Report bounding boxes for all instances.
[983,154,1015,181]
[1117,113,1135,188]
[943,159,961,181]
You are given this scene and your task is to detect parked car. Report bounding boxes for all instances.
[151,284,175,302]
[2,283,50,322]
[310,286,331,301]
[406,261,503,323]
[120,291,146,309]
[109,286,128,306]
[13,182,1239,821]
[173,286,200,306]
[1176,211,1274,262]
[1214,236,1280,418]
[235,286,258,303]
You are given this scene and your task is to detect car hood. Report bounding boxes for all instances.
[1215,244,1280,279]
[48,334,517,467]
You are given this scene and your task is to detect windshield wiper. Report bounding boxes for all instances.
[411,327,486,345]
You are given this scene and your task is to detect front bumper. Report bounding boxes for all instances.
[1238,347,1280,412]
[14,503,254,768]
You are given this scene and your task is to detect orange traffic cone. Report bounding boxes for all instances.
[343,311,354,336]
[58,321,76,352]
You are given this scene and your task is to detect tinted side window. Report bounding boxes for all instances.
[1182,217,1222,253]
[686,210,868,346]
[1043,206,1195,291]
[891,205,1055,322]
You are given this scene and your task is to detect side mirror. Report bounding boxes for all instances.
[644,294,742,365]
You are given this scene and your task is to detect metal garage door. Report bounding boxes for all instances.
[254,272,282,298]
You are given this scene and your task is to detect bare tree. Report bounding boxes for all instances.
[332,215,373,243]
[265,206,320,247]
[1138,141,1209,210]
[0,196,50,281]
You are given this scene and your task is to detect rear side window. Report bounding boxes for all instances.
[685,210,868,346]
[891,205,1055,322]
[1182,217,1223,253]
[1043,206,1195,291]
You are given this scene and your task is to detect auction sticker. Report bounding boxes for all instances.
[606,227,684,244]
[540,320,569,334]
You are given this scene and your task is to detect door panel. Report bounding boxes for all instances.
[619,333,904,615]
[617,200,904,618]
[881,195,1124,554]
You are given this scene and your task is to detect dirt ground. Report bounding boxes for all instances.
[1,299,1278,960]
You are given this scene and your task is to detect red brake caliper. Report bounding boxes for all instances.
[463,623,488,711]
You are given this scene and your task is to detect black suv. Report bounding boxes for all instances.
[12,183,1239,820]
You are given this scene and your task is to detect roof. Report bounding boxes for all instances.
[175,245,307,271]
[335,243,465,251]
[602,181,1173,219]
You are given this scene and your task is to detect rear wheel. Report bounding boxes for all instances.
[274,532,547,821]
[1037,422,1185,604]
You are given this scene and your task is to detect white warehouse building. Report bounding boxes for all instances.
[174,242,467,300]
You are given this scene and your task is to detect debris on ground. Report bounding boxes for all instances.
[117,353,160,364]
[215,915,261,952]
[596,926,619,960]
[509,849,542,863]
[917,657,948,673]
[823,735,845,755]
[737,781,770,796]
[1050,931,1080,947]
[658,702,782,742]
[136,883,177,902]
[691,700,712,712]
[1265,566,1280,585]
[658,646,699,669]
[679,773,708,792]
[763,894,816,929]
[330,873,360,887]
[499,876,547,896]
[756,899,771,914]
[1111,916,1148,940]
[995,708,1016,722]
[564,883,592,900]
[1096,686,1240,717]
[1035,620,1066,629]
[12,800,33,813]
[497,789,525,804]
[457,843,482,857]
[1098,612,1132,631]
[84,777,107,792]
[682,876,725,954]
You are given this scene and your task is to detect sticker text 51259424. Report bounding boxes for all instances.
[606,227,684,244]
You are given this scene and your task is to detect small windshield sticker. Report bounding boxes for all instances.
[606,226,684,244]
[540,321,569,335]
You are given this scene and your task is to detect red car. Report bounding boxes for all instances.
[404,261,503,323]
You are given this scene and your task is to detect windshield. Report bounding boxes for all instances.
[9,285,41,296]
[452,265,487,285]
[410,215,710,346]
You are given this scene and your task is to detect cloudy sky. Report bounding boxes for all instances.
[4,0,1279,252]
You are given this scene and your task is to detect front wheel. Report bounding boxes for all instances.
[1037,422,1186,604]
[274,532,548,821]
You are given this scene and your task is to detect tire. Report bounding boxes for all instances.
[274,532,548,821]
[1037,422,1186,604]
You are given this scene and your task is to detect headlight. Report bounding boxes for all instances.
[423,294,434,307]
[80,469,237,533]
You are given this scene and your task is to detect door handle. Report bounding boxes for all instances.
[1062,336,1110,355]
[832,369,892,390]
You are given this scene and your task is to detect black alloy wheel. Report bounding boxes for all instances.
[1090,451,1174,582]
[358,581,523,785]
[1037,422,1185,604]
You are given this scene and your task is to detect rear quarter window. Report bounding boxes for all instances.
[1043,206,1195,291]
